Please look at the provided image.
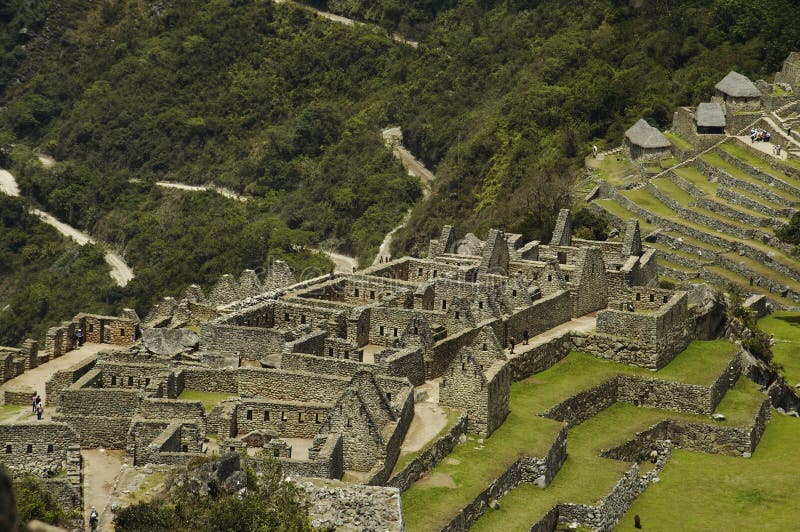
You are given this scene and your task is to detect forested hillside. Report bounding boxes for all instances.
[1,0,799,344]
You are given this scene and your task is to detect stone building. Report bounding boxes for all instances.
[713,71,762,111]
[623,119,672,161]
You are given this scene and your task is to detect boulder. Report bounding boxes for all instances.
[142,328,200,356]
[687,283,718,313]
[711,413,726,421]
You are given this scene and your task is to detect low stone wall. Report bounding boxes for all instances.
[42,477,82,512]
[0,422,78,476]
[541,379,618,428]
[45,357,98,405]
[277,433,344,480]
[530,506,560,532]
[387,414,468,492]
[507,330,574,381]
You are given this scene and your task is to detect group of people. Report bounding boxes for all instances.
[507,329,530,354]
[750,128,771,143]
[31,392,43,420]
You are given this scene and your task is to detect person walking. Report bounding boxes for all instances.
[31,392,38,414]
[36,402,43,420]
[509,335,516,354]
[523,328,529,345]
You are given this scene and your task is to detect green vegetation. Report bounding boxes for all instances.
[663,131,694,151]
[777,211,800,245]
[673,165,718,195]
[177,390,236,413]
[618,414,800,531]
[572,207,610,240]
[651,177,695,206]
[759,311,800,386]
[10,470,80,530]
[403,341,742,528]
[594,200,655,233]
[114,457,310,532]
[0,405,24,423]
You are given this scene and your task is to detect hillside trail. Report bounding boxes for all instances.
[0,166,134,287]
[373,127,435,265]
[272,0,419,48]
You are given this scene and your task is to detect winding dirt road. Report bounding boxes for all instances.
[155,181,247,202]
[373,127,436,265]
[0,167,134,287]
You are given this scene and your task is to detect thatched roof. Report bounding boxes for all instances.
[624,119,671,149]
[715,71,761,98]
[695,102,726,128]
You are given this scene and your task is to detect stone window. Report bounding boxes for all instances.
[442,300,447,310]
[370,290,375,299]
[478,301,484,309]
[455,311,460,320]
[558,252,567,264]
[128,376,134,386]
[346,418,352,427]
[298,412,303,422]
[182,444,188,452]
[284,312,290,321]
[315,413,321,423]
[5,445,10,454]
[264,411,270,421]
[418,267,423,276]
[548,275,553,282]
[88,324,94,332]
[111,376,117,386]
[649,294,655,302]
[120,329,126,337]
[379,326,385,336]
[300,314,307,324]
[145,378,150,386]
[47,444,53,453]
[354,289,360,297]
[636,293,641,301]
[393,328,398,337]
[512,290,517,296]
[462,362,466,370]
[386,392,392,402]
[246,409,253,420]
[433,270,438,278]
[413,326,418,334]
[328,348,334,357]
[26,444,32,454]
[482,343,487,351]
[344,351,349,359]
[281,411,287,422]
[273,449,280,457]
[663,295,669,303]
[565,275,570,282]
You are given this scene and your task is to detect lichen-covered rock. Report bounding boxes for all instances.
[142,328,199,355]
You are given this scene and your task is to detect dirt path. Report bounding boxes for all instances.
[325,251,357,273]
[506,314,597,358]
[155,181,247,202]
[373,127,436,265]
[273,0,419,48]
[1,343,107,406]
[400,380,447,453]
[82,448,127,531]
[0,168,134,286]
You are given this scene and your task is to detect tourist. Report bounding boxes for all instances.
[329,270,335,280]
[76,328,83,347]
[592,145,598,158]
[523,328,529,345]
[31,392,38,414]
[90,507,99,531]
[788,126,792,137]
[628,302,635,312]
[509,336,516,354]
[749,276,754,286]
[36,402,43,420]
[634,514,642,529]
[776,144,782,156]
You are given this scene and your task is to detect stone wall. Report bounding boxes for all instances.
[45,357,98,406]
[505,290,572,343]
[387,414,468,492]
[541,379,618,428]
[80,314,138,345]
[200,322,288,360]
[0,422,78,476]
[236,398,330,438]
[507,330,574,381]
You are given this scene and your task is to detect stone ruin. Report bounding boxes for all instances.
[1,212,780,530]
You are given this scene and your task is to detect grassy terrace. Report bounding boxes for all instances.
[673,165,718,195]
[719,252,800,292]
[402,341,737,530]
[659,258,697,273]
[705,265,795,307]
[471,365,763,530]
[392,408,462,476]
[619,413,800,531]
[0,404,24,423]
[663,131,694,151]
[586,155,638,187]
[701,152,799,203]
[595,199,656,233]
[662,231,725,253]
[720,142,800,185]
[647,241,703,262]
[177,390,237,413]
[651,177,694,206]
[759,311,800,387]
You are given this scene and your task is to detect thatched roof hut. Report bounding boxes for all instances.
[715,71,761,100]
[623,119,671,160]
[695,102,726,134]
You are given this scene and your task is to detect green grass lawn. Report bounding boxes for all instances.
[623,188,679,218]
[673,165,718,195]
[392,408,462,476]
[759,311,800,387]
[663,131,694,151]
[0,404,25,423]
[177,390,236,413]
[403,341,741,529]
[473,380,764,531]
[594,199,656,233]
[587,156,638,187]
[617,413,800,531]
[720,142,800,186]
[651,177,695,206]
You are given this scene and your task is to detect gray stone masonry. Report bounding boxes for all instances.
[550,209,572,246]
